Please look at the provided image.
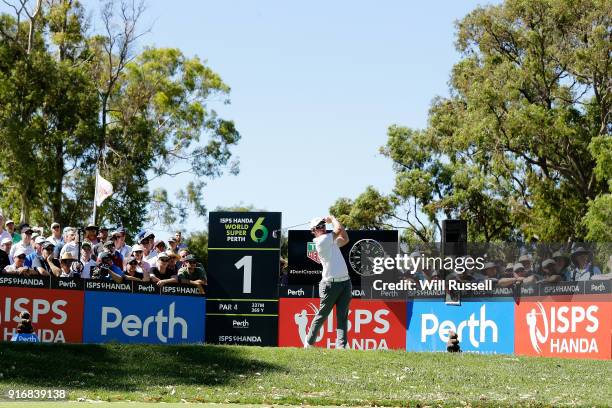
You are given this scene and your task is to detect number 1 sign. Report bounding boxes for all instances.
[206,212,282,346]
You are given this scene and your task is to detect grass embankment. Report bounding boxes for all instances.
[0,343,610,407]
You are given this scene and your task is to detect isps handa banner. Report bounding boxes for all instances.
[278,298,406,350]
[0,286,84,343]
[406,299,515,354]
[83,292,205,344]
[515,299,611,360]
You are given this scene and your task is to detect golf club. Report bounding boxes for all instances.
[271,221,312,238]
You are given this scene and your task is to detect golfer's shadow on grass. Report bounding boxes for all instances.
[0,343,282,392]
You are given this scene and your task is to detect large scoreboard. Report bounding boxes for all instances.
[205,212,281,346]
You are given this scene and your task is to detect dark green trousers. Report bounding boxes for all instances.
[305,279,352,348]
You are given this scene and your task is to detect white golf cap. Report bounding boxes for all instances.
[1,237,11,245]
[35,236,46,244]
[309,217,326,229]
[14,248,26,257]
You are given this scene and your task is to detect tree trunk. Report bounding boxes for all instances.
[19,192,30,224]
[51,142,65,224]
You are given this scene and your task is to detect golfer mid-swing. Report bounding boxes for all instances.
[304,215,351,349]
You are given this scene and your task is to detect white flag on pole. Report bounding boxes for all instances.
[95,171,114,206]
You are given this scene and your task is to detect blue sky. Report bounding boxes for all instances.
[132,0,501,237]
[3,0,499,235]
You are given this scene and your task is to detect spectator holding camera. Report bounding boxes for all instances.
[177,254,207,294]
[91,252,124,282]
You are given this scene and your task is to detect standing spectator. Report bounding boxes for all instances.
[177,254,207,294]
[25,237,46,268]
[518,254,534,275]
[102,239,123,270]
[93,226,109,259]
[140,232,156,261]
[552,250,573,281]
[10,225,34,260]
[59,228,79,259]
[168,236,178,254]
[84,224,99,246]
[131,244,151,274]
[570,247,601,281]
[165,250,180,274]
[6,219,20,244]
[124,256,148,281]
[1,237,13,263]
[149,252,177,286]
[0,214,11,243]
[148,240,167,265]
[32,241,54,276]
[481,262,499,282]
[175,231,188,250]
[0,236,11,272]
[113,228,132,260]
[46,222,63,246]
[11,311,39,343]
[539,258,564,283]
[79,241,97,279]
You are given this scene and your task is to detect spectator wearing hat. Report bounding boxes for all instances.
[123,256,148,281]
[498,263,538,287]
[49,252,79,278]
[6,219,20,244]
[149,252,177,287]
[167,236,178,253]
[177,254,207,294]
[92,252,124,282]
[481,262,499,282]
[79,241,97,279]
[84,224,99,246]
[9,225,35,260]
[113,228,131,261]
[46,222,63,247]
[3,248,36,275]
[0,236,11,272]
[31,241,55,276]
[25,236,46,268]
[0,214,11,244]
[93,227,109,259]
[11,311,39,343]
[101,239,123,270]
[570,247,601,281]
[131,244,151,274]
[518,254,535,275]
[176,248,190,270]
[539,258,564,283]
[165,250,180,274]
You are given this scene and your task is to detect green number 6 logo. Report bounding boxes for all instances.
[250,217,268,243]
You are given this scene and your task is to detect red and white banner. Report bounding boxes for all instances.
[279,298,406,350]
[515,299,611,360]
[0,287,84,343]
[95,171,114,206]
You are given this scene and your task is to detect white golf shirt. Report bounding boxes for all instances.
[314,232,349,282]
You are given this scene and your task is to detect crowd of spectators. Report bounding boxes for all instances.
[407,245,609,285]
[0,214,207,294]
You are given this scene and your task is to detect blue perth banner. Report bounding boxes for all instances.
[83,292,206,344]
[406,299,514,354]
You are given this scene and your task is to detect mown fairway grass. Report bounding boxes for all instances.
[0,343,610,407]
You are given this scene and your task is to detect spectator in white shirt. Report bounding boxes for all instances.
[9,226,35,260]
[46,222,64,246]
[112,228,132,261]
[59,228,79,259]
[79,241,97,279]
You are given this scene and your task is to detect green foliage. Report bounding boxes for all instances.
[184,230,208,268]
[332,0,611,243]
[0,0,240,235]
